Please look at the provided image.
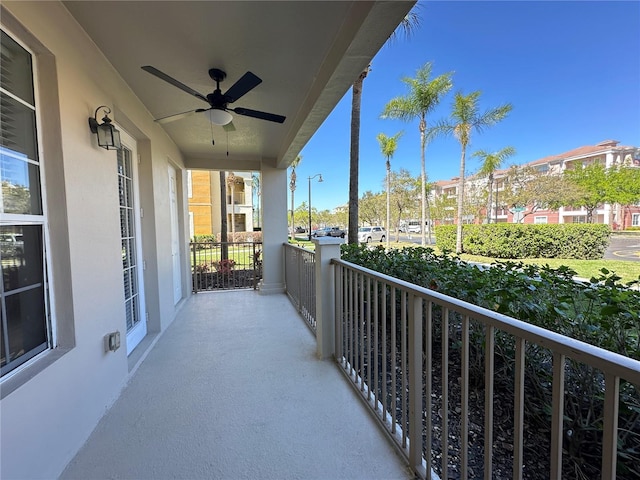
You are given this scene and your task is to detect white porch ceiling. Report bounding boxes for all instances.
[63,1,414,171]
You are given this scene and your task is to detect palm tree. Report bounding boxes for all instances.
[376,131,403,248]
[381,62,453,246]
[347,7,421,245]
[439,91,512,253]
[289,155,302,238]
[473,146,516,223]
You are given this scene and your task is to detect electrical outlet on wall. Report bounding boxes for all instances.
[104,331,121,353]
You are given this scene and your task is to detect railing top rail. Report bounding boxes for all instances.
[283,242,315,255]
[191,241,262,246]
[332,258,640,385]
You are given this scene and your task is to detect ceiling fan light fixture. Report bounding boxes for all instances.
[204,109,233,126]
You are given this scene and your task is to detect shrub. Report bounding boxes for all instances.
[211,258,236,274]
[192,234,216,243]
[227,231,262,243]
[435,223,610,259]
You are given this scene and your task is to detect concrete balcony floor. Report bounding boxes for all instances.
[61,291,411,480]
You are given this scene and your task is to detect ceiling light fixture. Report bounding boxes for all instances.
[203,108,233,126]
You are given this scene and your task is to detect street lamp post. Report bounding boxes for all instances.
[308,173,323,241]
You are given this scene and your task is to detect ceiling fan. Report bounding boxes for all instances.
[141,66,286,129]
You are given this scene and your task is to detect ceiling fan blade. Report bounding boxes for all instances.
[223,72,262,103]
[223,121,236,132]
[154,109,199,124]
[232,107,286,124]
[142,66,209,104]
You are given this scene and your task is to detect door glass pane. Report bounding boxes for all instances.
[118,147,140,332]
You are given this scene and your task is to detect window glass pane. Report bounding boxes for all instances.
[0,93,38,161]
[5,286,47,364]
[1,225,43,291]
[0,31,35,105]
[1,306,6,368]
[1,150,42,214]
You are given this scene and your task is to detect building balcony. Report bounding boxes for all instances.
[61,241,640,480]
[60,289,411,480]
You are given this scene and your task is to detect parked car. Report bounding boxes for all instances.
[294,226,307,234]
[312,227,346,238]
[357,226,386,243]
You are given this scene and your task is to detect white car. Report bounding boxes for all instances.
[357,226,386,243]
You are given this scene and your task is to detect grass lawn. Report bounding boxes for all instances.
[458,254,639,284]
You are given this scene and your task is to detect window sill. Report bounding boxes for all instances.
[0,348,71,400]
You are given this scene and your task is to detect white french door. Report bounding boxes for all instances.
[168,165,182,305]
[118,130,147,354]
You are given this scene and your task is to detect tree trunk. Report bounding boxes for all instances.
[290,187,295,240]
[456,147,466,254]
[386,160,391,249]
[219,171,229,260]
[487,175,494,224]
[420,116,428,246]
[348,68,369,245]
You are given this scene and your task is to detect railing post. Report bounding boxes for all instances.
[312,237,341,359]
[408,295,423,472]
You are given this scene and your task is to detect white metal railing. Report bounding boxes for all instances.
[284,243,316,333]
[331,258,640,480]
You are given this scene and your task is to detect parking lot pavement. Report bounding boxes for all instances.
[605,235,640,262]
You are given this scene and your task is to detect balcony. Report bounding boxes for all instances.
[60,289,411,480]
[61,241,640,480]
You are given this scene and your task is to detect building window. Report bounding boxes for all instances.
[572,216,587,224]
[534,216,548,224]
[0,30,50,377]
[632,214,640,227]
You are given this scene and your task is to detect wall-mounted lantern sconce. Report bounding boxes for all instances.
[88,106,122,150]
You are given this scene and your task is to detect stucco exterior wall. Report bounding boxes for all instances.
[1,3,188,479]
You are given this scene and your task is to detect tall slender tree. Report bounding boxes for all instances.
[289,155,302,238]
[377,131,403,248]
[473,146,516,223]
[438,91,512,252]
[219,171,228,260]
[381,62,453,246]
[347,8,421,245]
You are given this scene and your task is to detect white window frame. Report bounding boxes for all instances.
[534,216,548,224]
[0,28,53,378]
[632,213,640,227]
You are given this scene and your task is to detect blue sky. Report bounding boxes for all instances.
[293,0,640,212]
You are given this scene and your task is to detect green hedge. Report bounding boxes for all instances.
[435,224,611,259]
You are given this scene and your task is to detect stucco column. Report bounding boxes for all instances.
[259,165,287,294]
[312,237,341,359]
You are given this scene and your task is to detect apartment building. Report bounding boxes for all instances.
[431,140,640,228]
[187,170,256,237]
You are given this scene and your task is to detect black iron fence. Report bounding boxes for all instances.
[191,241,262,292]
